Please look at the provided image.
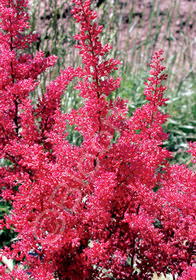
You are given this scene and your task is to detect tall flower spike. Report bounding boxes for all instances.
[128,49,169,144]
[67,0,122,158]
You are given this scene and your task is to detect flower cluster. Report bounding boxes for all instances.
[0,0,195,279]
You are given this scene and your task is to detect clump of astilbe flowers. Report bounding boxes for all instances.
[0,0,196,279]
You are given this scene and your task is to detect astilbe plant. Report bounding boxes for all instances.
[0,0,196,279]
